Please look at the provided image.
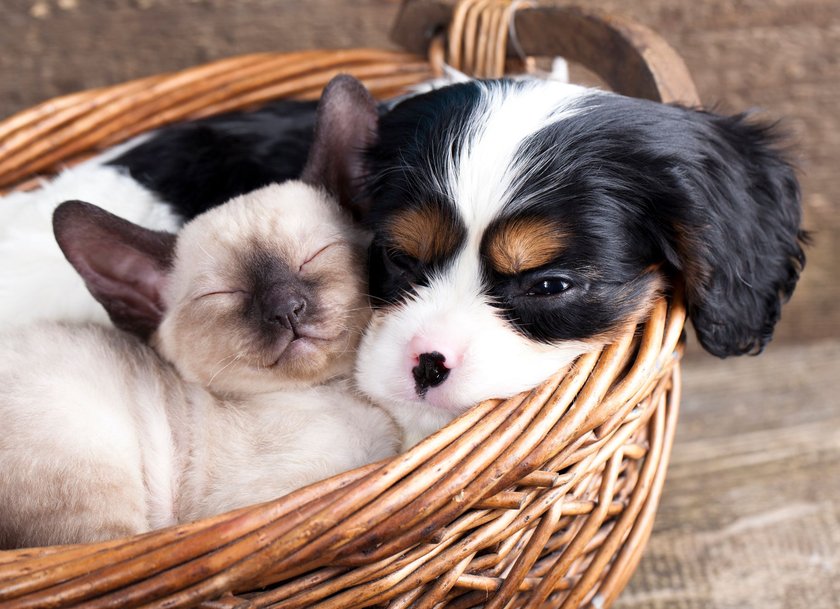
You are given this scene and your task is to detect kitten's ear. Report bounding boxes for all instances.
[300,74,378,219]
[53,200,176,339]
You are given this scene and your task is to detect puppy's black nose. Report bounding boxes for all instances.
[413,351,450,396]
[264,294,307,331]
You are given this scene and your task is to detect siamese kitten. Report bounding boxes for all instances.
[0,76,396,549]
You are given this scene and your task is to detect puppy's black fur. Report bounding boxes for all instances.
[110,100,318,219]
[363,81,806,357]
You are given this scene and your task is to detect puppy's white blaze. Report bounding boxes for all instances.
[447,81,592,234]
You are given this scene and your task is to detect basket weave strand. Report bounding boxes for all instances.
[0,294,681,608]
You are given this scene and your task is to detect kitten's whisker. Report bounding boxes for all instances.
[207,352,243,386]
[197,241,218,265]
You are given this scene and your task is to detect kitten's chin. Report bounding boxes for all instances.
[244,333,357,390]
[203,360,347,395]
[266,330,343,366]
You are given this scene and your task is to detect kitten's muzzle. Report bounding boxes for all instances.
[413,351,450,396]
[261,290,308,334]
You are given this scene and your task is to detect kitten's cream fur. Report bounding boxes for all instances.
[0,183,396,549]
[0,76,396,549]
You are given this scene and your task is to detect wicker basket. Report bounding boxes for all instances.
[0,1,699,607]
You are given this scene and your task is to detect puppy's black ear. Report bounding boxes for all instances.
[53,200,176,340]
[649,109,806,356]
[301,74,378,219]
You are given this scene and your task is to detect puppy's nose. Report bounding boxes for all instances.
[413,351,451,395]
[264,295,307,331]
[408,335,464,368]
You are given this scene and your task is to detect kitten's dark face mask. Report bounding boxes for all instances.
[155,182,371,393]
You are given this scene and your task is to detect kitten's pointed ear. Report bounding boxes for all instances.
[53,200,176,339]
[300,74,378,219]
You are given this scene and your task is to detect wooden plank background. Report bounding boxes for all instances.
[1,1,838,607]
[622,342,840,609]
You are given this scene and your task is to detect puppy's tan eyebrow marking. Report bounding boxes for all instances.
[485,218,569,275]
[387,204,463,263]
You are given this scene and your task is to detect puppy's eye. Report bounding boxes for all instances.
[526,277,572,296]
[384,248,422,277]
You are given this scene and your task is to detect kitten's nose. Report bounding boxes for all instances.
[413,351,451,395]
[264,294,307,331]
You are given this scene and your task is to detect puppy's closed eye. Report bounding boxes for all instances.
[368,242,429,306]
[385,247,424,277]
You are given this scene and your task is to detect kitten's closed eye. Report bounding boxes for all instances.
[299,242,341,272]
[194,289,249,301]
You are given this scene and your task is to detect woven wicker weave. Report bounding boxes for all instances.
[0,2,700,607]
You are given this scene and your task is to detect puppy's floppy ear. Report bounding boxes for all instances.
[300,74,378,219]
[646,108,806,357]
[53,200,176,340]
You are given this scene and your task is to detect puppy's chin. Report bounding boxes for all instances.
[355,368,568,451]
[354,305,587,447]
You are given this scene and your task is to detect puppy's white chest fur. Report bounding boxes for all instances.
[0,156,180,329]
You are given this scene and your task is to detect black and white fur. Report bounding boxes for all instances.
[0,100,317,328]
[335,77,806,447]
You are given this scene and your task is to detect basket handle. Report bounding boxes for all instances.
[391,0,701,106]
